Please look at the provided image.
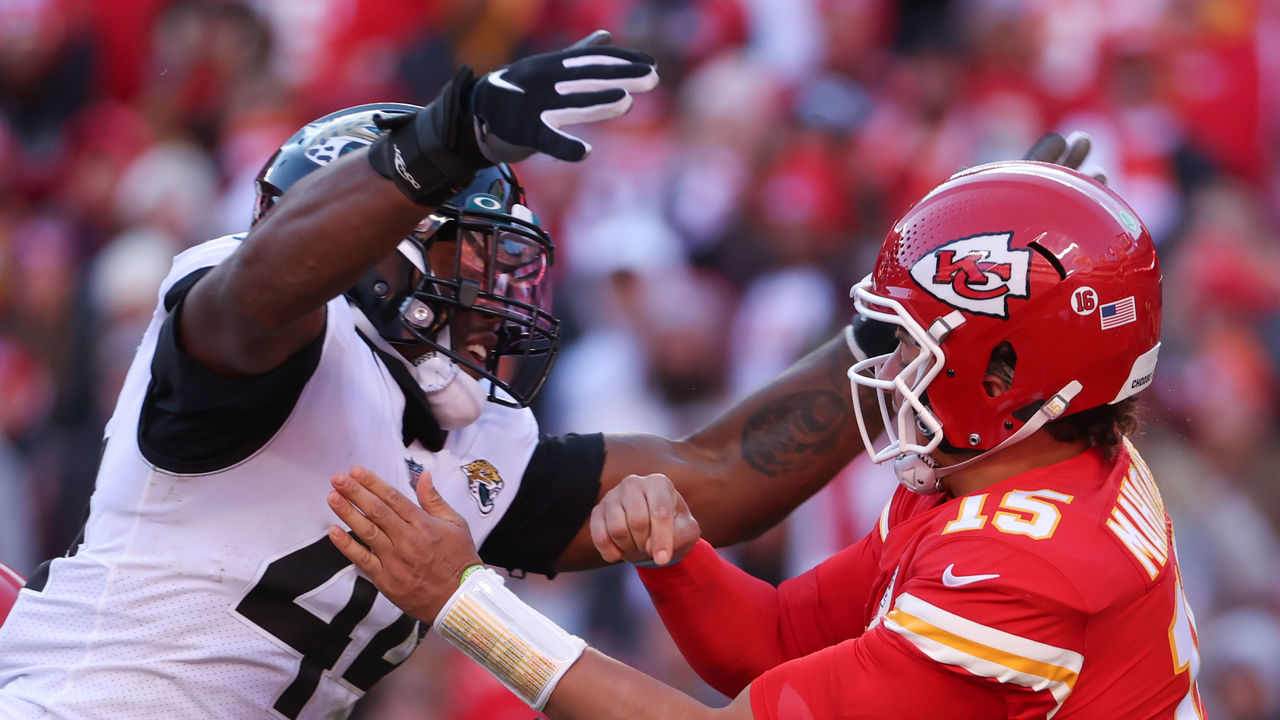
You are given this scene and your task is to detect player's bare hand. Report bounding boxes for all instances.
[328,466,481,623]
[590,473,700,566]
[1022,131,1108,185]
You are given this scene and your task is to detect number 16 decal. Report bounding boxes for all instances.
[1072,287,1097,315]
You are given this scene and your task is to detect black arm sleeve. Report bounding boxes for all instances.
[479,432,605,578]
[137,268,326,474]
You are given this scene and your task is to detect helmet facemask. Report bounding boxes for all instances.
[360,203,559,409]
[253,104,563,411]
[848,277,951,464]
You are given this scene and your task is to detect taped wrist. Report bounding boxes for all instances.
[434,567,586,710]
[368,66,490,206]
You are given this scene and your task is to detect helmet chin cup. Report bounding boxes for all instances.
[894,453,943,495]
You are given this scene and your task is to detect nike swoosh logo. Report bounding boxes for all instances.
[486,68,525,94]
[941,563,1000,587]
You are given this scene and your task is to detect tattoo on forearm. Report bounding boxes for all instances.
[741,390,848,476]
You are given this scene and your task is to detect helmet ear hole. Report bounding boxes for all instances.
[984,341,1017,398]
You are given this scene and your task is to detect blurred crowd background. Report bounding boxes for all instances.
[2,0,1279,717]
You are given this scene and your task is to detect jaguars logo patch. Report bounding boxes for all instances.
[462,459,504,515]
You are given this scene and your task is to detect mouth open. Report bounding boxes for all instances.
[463,332,498,367]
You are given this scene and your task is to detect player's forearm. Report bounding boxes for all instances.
[429,564,753,720]
[545,650,753,720]
[670,333,868,545]
[183,151,426,374]
[220,151,423,331]
[637,540,785,696]
[556,333,876,571]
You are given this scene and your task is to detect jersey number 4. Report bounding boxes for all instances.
[234,533,425,719]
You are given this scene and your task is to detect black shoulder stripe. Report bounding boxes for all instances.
[478,432,604,578]
[163,267,213,312]
[139,270,326,474]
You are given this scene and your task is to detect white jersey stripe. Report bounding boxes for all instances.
[884,613,1074,716]
[893,593,1084,671]
[884,593,1083,716]
[878,497,893,542]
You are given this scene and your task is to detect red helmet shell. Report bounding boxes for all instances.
[0,562,24,625]
[868,161,1161,451]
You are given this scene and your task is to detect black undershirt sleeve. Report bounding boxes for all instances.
[479,432,605,578]
[137,267,326,474]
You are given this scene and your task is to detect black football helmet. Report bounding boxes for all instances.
[254,103,559,407]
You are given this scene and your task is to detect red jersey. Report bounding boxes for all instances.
[639,441,1205,719]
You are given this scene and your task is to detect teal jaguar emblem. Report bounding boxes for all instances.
[462,459,504,515]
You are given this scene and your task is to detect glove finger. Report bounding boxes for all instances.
[1022,132,1066,163]
[544,88,630,113]
[569,29,613,49]
[1059,131,1092,170]
[556,57,657,80]
[557,46,656,67]
[534,125,591,161]
[556,70,658,96]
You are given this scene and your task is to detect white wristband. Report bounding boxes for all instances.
[434,567,586,710]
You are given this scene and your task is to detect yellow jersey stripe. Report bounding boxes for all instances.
[886,608,1080,689]
[894,593,1083,671]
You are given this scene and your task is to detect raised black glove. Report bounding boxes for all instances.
[367,65,487,207]
[368,32,658,206]
[470,40,658,163]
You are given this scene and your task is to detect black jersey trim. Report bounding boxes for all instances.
[138,268,326,474]
[478,432,604,578]
[355,332,446,452]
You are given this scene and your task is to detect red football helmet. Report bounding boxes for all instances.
[850,161,1161,490]
[0,561,25,625]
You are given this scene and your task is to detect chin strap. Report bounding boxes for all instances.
[350,305,486,431]
[894,381,1084,495]
[411,328,487,430]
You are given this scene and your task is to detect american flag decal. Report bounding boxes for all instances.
[1100,296,1137,330]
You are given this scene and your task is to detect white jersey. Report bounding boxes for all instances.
[0,237,556,719]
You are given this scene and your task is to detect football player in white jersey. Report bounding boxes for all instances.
[0,34,898,720]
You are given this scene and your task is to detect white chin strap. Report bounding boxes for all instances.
[894,380,1084,495]
[350,304,487,431]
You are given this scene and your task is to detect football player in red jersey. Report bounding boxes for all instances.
[327,156,1204,719]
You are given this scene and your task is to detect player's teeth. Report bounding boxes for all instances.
[467,344,487,361]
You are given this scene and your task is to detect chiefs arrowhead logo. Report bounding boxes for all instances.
[909,233,1030,318]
